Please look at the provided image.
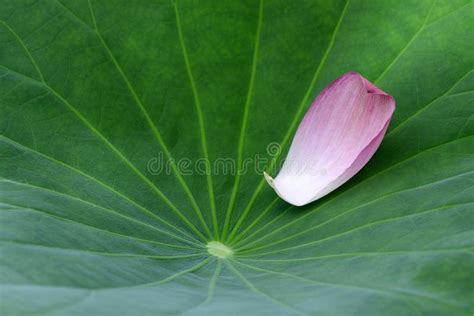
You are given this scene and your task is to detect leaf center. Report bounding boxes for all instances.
[207,241,233,258]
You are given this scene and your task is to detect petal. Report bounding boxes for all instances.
[266,72,396,206]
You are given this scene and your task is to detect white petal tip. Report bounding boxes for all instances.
[264,172,312,207]
[263,171,275,189]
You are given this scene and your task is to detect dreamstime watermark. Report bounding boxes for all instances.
[147,142,281,176]
[147,142,327,177]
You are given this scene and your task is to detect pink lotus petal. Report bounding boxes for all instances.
[265,72,396,206]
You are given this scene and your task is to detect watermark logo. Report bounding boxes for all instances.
[266,142,281,157]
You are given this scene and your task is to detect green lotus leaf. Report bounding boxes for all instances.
[1,0,473,315]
